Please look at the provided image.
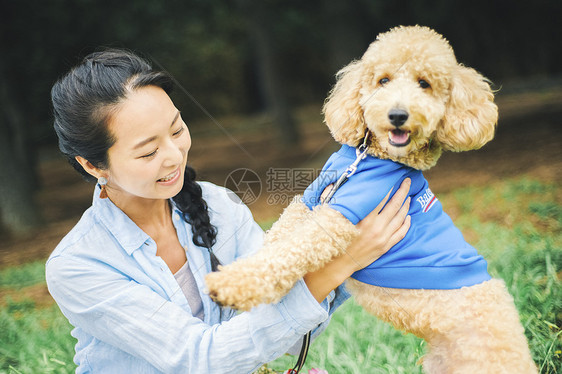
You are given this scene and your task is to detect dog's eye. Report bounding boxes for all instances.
[419,79,431,89]
[379,77,390,86]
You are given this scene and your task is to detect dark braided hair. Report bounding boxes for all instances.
[51,48,220,271]
[172,166,220,271]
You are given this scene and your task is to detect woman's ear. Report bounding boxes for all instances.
[75,156,105,180]
[322,60,367,146]
[437,65,498,152]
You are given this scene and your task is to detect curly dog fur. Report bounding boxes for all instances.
[206,26,536,373]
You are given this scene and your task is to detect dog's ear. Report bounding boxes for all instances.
[322,60,366,145]
[437,65,498,152]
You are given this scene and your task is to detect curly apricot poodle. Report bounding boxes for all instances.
[206,26,536,373]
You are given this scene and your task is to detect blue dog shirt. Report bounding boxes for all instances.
[302,144,491,289]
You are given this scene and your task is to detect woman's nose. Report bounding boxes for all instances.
[161,140,184,166]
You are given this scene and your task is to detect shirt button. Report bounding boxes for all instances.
[173,213,180,221]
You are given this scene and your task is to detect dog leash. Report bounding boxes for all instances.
[287,331,311,374]
[321,133,370,204]
[288,132,370,374]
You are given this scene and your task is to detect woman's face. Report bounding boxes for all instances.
[104,85,191,201]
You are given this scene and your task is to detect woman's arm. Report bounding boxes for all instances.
[46,180,343,374]
[46,254,328,374]
[304,178,411,302]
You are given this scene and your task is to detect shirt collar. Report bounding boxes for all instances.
[92,184,181,255]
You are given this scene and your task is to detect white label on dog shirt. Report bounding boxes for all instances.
[417,188,438,213]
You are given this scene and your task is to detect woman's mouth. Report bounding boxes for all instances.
[157,168,181,185]
[388,129,411,147]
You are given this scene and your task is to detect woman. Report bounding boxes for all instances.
[46,49,411,373]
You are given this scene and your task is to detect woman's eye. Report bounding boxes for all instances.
[173,127,184,136]
[141,149,158,159]
[379,77,390,85]
[419,79,431,89]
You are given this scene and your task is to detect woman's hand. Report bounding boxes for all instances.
[343,177,411,272]
[304,178,411,302]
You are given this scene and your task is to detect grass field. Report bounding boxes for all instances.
[1,177,560,373]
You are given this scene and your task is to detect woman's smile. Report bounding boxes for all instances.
[157,167,181,185]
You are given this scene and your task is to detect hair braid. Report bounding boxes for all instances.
[173,165,220,271]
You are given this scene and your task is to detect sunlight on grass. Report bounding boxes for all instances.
[0,177,560,373]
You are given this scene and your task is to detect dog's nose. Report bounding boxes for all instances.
[388,109,409,127]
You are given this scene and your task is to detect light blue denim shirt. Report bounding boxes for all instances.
[46,181,350,374]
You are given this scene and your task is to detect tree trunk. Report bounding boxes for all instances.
[243,1,299,145]
[322,1,367,73]
[0,66,41,235]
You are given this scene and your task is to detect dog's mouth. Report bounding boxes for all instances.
[388,129,411,147]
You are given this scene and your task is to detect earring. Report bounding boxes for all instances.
[98,177,108,199]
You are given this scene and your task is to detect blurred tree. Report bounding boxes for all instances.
[321,1,369,73]
[0,0,250,234]
[239,0,299,145]
[355,0,562,83]
[0,0,561,236]
[0,59,40,234]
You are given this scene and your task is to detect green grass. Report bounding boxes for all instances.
[0,303,75,374]
[0,263,75,374]
[0,262,46,289]
[268,300,426,374]
[1,177,560,373]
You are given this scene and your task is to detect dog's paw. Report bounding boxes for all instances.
[205,269,244,309]
[205,265,276,311]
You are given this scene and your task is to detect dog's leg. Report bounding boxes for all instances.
[347,278,537,374]
[206,199,359,311]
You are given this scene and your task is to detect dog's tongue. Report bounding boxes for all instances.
[390,130,409,144]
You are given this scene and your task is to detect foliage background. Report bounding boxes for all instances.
[1,0,562,234]
[0,1,561,372]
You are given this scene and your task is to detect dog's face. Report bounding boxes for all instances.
[359,33,455,160]
[323,26,498,170]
